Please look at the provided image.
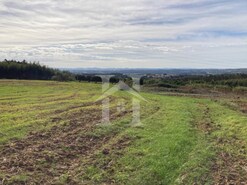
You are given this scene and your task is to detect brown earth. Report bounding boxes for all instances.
[0,100,130,185]
[197,103,247,184]
[212,145,247,184]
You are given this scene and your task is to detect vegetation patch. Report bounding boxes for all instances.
[0,80,246,184]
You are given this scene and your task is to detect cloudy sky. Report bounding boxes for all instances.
[0,0,246,68]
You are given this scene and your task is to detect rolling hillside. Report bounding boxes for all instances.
[0,80,246,184]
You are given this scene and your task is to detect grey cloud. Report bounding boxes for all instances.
[0,0,246,68]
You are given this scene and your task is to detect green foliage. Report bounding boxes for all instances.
[144,74,247,88]
[0,59,75,81]
[51,71,75,81]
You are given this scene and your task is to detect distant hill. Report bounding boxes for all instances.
[66,68,247,75]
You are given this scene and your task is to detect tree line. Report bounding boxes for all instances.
[0,60,130,83]
[0,60,75,81]
[2,60,245,88]
[144,74,247,88]
[75,74,123,83]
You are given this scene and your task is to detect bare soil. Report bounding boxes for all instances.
[197,103,247,184]
[0,101,130,184]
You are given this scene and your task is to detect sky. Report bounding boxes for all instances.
[0,0,247,68]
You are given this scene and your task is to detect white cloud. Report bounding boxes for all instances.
[0,0,246,68]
